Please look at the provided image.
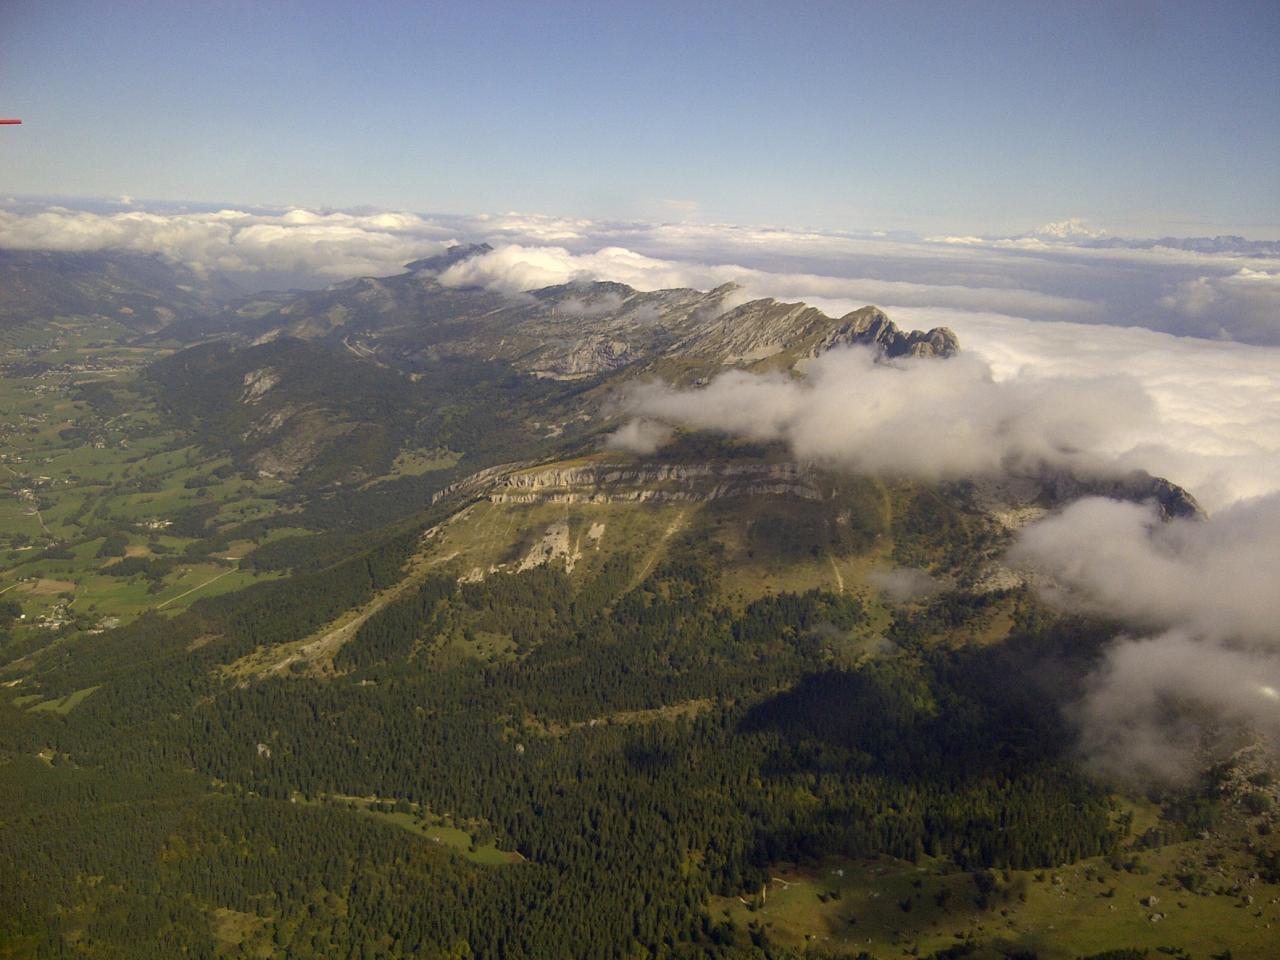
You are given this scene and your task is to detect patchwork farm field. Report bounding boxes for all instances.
[0,321,289,635]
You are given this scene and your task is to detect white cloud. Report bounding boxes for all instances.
[893,309,1280,511]
[4,201,1278,342]
[868,566,944,602]
[1012,495,1280,643]
[1012,495,1280,783]
[621,347,1157,482]
[0,206,454,279]
[438,242,1101,319]
[557,291,627,318]
[1158,267,1280,343]
[1069,630,1280,784]
[605,418,673,455]
[1029,217,1107,241]
[438,244,694,294]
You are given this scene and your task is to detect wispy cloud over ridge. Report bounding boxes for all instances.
[619,348,1158,482]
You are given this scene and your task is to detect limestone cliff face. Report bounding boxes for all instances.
[239,367,280,404]
[425,453,1205,602]
[500,462,811,488]
[430,461,534,505]
[964,468,1202,531]
[430,460,827,507]
[530,335,636,378]
[489,462,823,504]
[436,456,1201,521]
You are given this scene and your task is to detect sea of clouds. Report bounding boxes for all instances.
[3,200,1278,782]
[2,202,1278,343]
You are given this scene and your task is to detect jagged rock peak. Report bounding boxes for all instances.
[819,306,959,359]
[403,242,494,274]
[670,298,959,368]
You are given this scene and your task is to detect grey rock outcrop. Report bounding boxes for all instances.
[812,306,959,359]
[666,298,958,369]
[1036,468,1202,519]
[489,462,823,504]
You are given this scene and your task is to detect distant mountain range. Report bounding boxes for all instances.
[1077,234,1280,256]
[0,248,233,333]
[113,245,952,495]
[161,243,958,377]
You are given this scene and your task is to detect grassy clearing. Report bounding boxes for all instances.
[1005,834,1280,959]
[713,829,1280,958]
[314,796,522,866]
[209,907,269,950]
[432,627,518,666]
[358,812,519,866]
[21,577,77,596]
[27,684,100,714]
[377,447,462,482]
[429,497,688,586]
[522,698,715,738]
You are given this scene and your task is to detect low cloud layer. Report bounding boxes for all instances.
[897,309,1280,511]
[0,206,453,282]
[611,311,1280,510]
[603,418,672,455]
[7,202,1273,505]
[1013,496,1280,643]
[3,201,1278,344]
[1158,267,1280,344]
[437,242,1100,320]
[868,567,944,602]
[619,347,1167,483]
[1013,496,1280,783]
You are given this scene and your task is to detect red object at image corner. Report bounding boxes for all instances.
[0,119,22,125]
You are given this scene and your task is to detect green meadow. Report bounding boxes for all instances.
[0,319,289,628]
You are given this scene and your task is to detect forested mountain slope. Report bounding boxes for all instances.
[0,252,1273,960]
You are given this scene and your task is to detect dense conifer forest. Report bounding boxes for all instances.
[1,512,1159,958]
[1,268,1272,959]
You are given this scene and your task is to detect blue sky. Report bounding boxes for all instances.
[2,0,1278,236]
